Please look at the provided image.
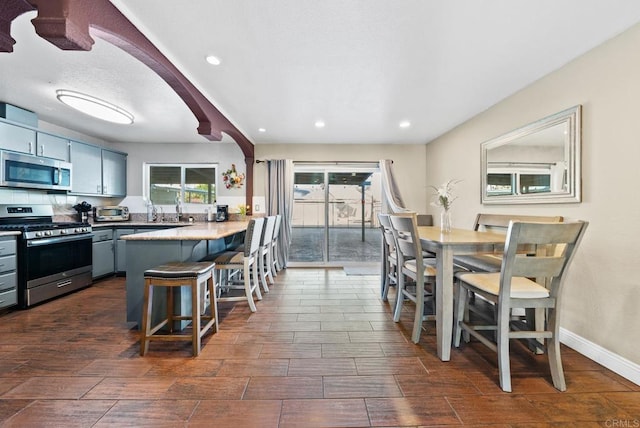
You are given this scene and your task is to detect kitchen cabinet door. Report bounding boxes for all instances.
[116,228,136,273]
[36,132,70,161]
[102,149,127,197]
[92,240,115,278]
[70,141,102,195]
[0,121,36,155]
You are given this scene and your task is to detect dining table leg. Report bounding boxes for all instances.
[435,246,454,361]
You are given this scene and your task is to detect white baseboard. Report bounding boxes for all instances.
[560,327,640,386]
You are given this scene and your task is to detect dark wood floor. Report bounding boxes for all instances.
[0,269,638,427]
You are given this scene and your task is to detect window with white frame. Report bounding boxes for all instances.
[145,163,217,204]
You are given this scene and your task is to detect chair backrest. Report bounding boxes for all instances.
[261,216,277,247]
[389,213,425,276]
[416,214,433,226]
[377,213,396,253]
[244,217,265,257]
[473,213,563,232]
[499,221,588,301]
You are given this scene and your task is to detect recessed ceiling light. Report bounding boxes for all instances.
[315,120,325,128]
[399,120,411,128]
[206,55,221,65]
[258,128,266,133]
[56,90,134,124]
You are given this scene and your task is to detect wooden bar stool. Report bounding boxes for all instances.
[140,261,217,356]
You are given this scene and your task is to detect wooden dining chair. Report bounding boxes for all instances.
[257,215,277,293]
[453,220,588,392]
[389,213,438,344]
[211,217,265,312]
[377,213,398,302]
[270,214,283,275]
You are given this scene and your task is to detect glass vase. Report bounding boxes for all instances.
[440,209,452,233]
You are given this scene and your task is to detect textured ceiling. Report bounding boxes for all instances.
[1,1,640,146]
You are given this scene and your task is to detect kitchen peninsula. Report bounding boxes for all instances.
[122,220,248,328]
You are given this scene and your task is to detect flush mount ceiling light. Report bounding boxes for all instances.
[314,120,325,128]
[258,128,266,133]
[206,55,221,65]
[56,90,134,124]
[399,120,411,128]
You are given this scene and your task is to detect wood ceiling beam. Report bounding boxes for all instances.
[1,0,254,212]
[0,0,35,52]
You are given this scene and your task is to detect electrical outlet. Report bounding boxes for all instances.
[255,204,260,212]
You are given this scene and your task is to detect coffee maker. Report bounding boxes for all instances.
[216,205,229,222]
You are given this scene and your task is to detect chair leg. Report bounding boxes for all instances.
[191,278,201,356]
[546,307,567,391]
[244,260,258,312]
[496,305,512,393]
[140,280,153,356]
[453,282,467,347]
[250,259,262,300]
[265,247,275,284]
[258,251,270,293]
[393,273,405,322]
[411,277,425,344]
[381,261,389,302]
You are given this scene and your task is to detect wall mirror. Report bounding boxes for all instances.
[481,105,581,204]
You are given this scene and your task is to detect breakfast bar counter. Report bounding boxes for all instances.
[122,220,249,328]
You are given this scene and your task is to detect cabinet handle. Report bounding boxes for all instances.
[103,184,107,194]
[97,184,101,193]
[40,145,44,156]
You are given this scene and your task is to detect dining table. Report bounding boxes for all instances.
[417,226,506,361]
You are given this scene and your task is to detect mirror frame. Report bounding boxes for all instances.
[481,105,582,205]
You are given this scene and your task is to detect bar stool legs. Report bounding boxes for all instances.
[140,262,218,356]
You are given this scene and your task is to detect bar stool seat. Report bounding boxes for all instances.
[140,261,218,356]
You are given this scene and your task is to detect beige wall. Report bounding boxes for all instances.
[425,23,640,365]
[252,144,428,213]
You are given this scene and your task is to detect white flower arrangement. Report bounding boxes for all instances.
[430,179,460,211]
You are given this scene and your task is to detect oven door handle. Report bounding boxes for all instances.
[26,234,93,247]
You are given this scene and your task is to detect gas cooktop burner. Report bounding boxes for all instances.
[0,222,89,232]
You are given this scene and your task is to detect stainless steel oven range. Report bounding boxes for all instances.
[0,204,92,308]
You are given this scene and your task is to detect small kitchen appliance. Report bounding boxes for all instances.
[93,206,130,222]
[216,205,228,222]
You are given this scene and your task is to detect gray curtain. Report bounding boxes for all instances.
[379,159,411,213]
[266,159,294,268]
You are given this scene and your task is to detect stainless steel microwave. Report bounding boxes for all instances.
[93,206,130,222]
[0,151,72,191]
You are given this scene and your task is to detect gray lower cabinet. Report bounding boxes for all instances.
[116,228,136,273]
[0,236,18,310]
[92,229,114,279]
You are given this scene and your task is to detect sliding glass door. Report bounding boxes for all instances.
[288,163,382,266]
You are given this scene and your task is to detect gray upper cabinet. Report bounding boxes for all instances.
[102,149,127,197]
[70,141,103,195]
[70,141,127,196]
[36,132,70,161]
[0,121,36,155]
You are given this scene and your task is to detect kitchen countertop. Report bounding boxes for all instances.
[121,220,249,241]
[90,221,193,228]
[0,231,21,237]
